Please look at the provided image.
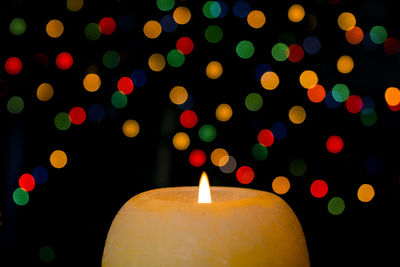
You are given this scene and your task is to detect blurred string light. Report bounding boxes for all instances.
[206,61,223,79]
[307,84,326,103]
[55,112,71,130]
[251,144,268,161]
[198,124,217,142]
[232,1,251,18]
[161,15,178,33]
[122,120,140,138]
[19,174,35,192]
[310,180,328,198]
[39,246,55,263]
[288,4,305,23]
[5,57,23,75]
[336,55,354,74]
[99,17,116,35]
[157,0,175,11]
[326,135,344,154]
[210,148,229,167]
[189,149,207,167]
[257,129,274,147]
[173,132,190,150]
[56,52,73,70]
[337,12,356,31]
[205,25,223,43]
[46,19,64,38]
[236,166,254,184]
[345,26,364,45]
[37,83,54,101]
[260,71,279,90]
[245,92,263,111]
[103,50,119,69]
[219,156,237,174]
[236,40,255,59]
[180,110,198,128]
[167,49,185,67]
[288,105,306,124]
[117,77,134,95]
[143,20,162,39]
[7,96,24,114]
[32,166,48,184]
[271,43,289,61]
[173,6,191,25]
[50,150,68,169]
[111,91,128,109]
[328,197,345,215]
[170,85,188,105]
[272,176,290,195]
[148,53,166,72]
[85,23,101,40]
[203,1,222,19]
[66,0,84,12]
[83,73,101,92]
[247,10,266,29]
[299,70,318,89]
[88,104,106,122]
[9,18,27,36]
[357,184,375,202]
[69,107,86,125]
[289,158,307,177]
[215,103,232,122]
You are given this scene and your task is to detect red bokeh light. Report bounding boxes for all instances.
[117,77,134,95]
[326,135,344,154]
[236,166,254,184]
[99,17,116,35]
[176,37,194,55]
[56,52,73,70]
[345,95,363,114]
[310,179,328,198]
[5,57,23,75]
[388,102,400,111]
[288,44,304,63]
[189,149,206,167]
[19,173,35,192]
[257,129,274,147]
[384,37,400,55]
[180,110,198,128]
[69,107,86,125]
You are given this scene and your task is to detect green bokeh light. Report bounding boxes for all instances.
[9,18,27,36]
[84,23,101,40]
[332,84,350,102]
[167,49,185,67]
[289,158,307,176]
[245,93,263,111]
[236,40,255,59]
[39,246,55,263]
[111,91,128,109]
[328,197,345,215]
[7,96,24,114]
[370,25,387,45]
[156,0,175,11]
[205,25,223,43]
[103,50,120,69]
[271,43,289,61]
[13,188,29,206]
[203,1,221,19]
[252,144,268,161]
[54,112,71,131]
[198,124,217,142]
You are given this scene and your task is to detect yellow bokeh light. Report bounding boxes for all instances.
[169,86,188,105]
[289,105,306,124]
[172,132,190,150]
[50,150,68,169]
[83,73,101,92]
[66,0,84,12]
[385,87,400,106]
[46,19,64,38]
[215,103,233,122]
[261,71,279,90]
[36,83,54,102]
[206,61,223,79]
[143,20,162,39]
[247,10,266,29]
[299,70,318,89]
[173,6,191,25]
[148,53,166,72]
[357,184,375,202]
[122,120,140,138]
[288,4,305,23]
[337,55,354,74]
[337,12,356,31]
[211,148,229,167]
[272,176,290,195]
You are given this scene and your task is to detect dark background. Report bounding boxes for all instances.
[1,0,400,266]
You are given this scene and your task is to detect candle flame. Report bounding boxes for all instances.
[198,171,212,203]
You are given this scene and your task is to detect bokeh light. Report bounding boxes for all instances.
[205,25,223,43]
[220,156,237,174]
[203,1,222,19]
[288,4,305,23]
[66,0,84,12]
[236,40,255,59]
[157,0,175,11]
[99,17,116,35]
[160,15,177,33]
[260,71,279,90]
[148,53,166,72]
[346,26,364,45]
[302,36,321,55]
[46,19,64,38]
[111,91,128,109]
[245,92,263,111]
[103,50,119,69]
[272,176,290,195]
[9,18,26,36]
[7,96,24,114]
[88,104,106,122]
[117,77,134,95]
[172,132,190,150]
[19,174,35,192]
[215,103,232,122]
[288,105,306,124]
[13,188,29,206]
[50,150,68,169]
[326,135,344,154]
[288,44,304,63]
[345,95,363,113]
[299,70,318,89]
[271,122,287,140]
[198,124,217,142]
[332,83,350,102]
[257,129,274,147]
[143,20,162,39]
[289,158,307,176]
[385,87,400,107]
[37,83,54,101]
[210,148,229,167]
[5,57,23,75]
[206,61,223,79]
[384,37,400,55]
[357,184,375,202]
[122,120,140,138]
[54,112,71,131]
[85,23,101,40]
[307,84,326,103]
[271,43,289,61]
[236,166,254,184]
[32,166,48,184]
[370,25,387,45]
[251,143,268,161]
[189,149,206,167]
[83,73,101,92]
[337,12,356,31]
[233,1,251,18]
[39,246,55,263]
[176,37,194,55]
[56,52,73,70]
[247,10,266,29]
[173,6,191,25]
[328,197,345,215]
[69,107,86,125]
[170,86,188,105]
[180,110,198,128]
[337,55,354,74]
[167,49,185,67]
[310,179,328,198]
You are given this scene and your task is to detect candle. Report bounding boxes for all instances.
[102,172,309,266]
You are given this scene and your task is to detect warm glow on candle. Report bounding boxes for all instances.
[198,171,212,203]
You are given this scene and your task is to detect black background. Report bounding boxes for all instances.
[1,0,400,266]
